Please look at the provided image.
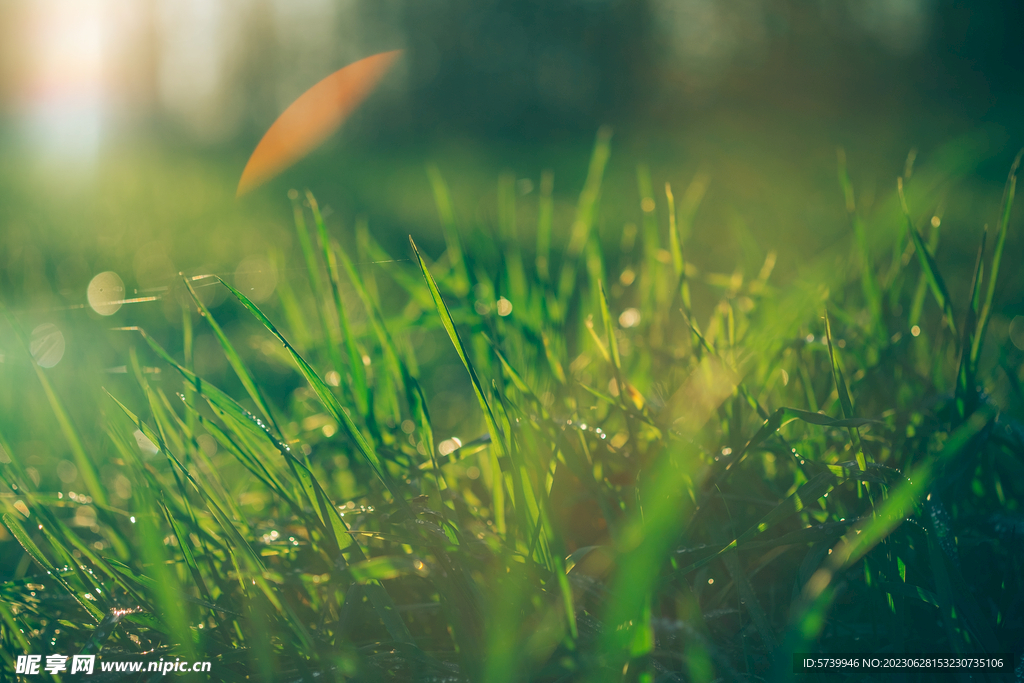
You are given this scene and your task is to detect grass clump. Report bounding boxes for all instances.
[1,134,1023,682]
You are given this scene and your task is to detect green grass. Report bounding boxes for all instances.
[1,133,1023,682]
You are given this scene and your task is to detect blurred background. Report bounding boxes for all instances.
[2,0,1022,257]
[1,0,1023,440]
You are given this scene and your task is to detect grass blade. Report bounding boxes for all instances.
[1,305,107,508]
[955,229,987,419]
[837,148,883,334]
[214,276,411,514]
[409,236,577,638]
[290,189,347,376]
[557,126,613,308]
[2,513,104,622]
[824,310,866,473]
[183,274,282,438]
[307,191,370,415]
[898,177,957,336]
[426,164,471,297]
[536,170,554,281]
[973,149,1022,367]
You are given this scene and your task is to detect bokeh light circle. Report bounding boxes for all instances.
[1010,315,1024,351]
[30,323,65,368]
[234,256,277,302]
[87,271,125,316]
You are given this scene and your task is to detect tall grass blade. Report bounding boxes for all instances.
[836,148,883,334]
[536,170,554,281]
[306,191,370,415]
[823,310,867,479]
[973,149,1022,367]
[290,189,346,376]
[557,127,613,308]
[426,164,471,297]
[898,177,957,336]
[955,229,987,419]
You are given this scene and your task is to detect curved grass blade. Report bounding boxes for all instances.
[183,400,297,511]
[214,276,411,514]
[103,391,324,653]
[898,177,957,336]
[665,182,683,278]
[183,389,420,647]
[705,406,878,494]
[159,500,212,602]
[677,471,840,576]
[3,513,103,622]
[183,274,282,438]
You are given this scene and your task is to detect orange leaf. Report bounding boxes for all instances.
[237,50,402,197]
